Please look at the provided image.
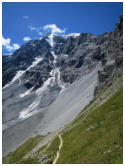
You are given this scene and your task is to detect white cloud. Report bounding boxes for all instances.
[43,24,66,34]
[28,25,37,32]
[38,32,43,36]
[23,16,29,20]
[2,36,20,52]
[28,25,42,36]
[2,37,11,46]
[12,43,20,49]
[23,37,31,42]
[5,43,20,51]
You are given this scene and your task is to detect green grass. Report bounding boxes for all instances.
[18,157,40,164]
[57,88,123,164]
[12,135,60,164]
[3,135,43,164]
[42,136,60,164]
[24,135,60,164]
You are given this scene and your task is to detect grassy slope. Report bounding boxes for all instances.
[3,135,60,164]
[19,135,60,164]
[3,135,43,164]
[57,88,123,164]
[42,136,60,164]
[3,78,123,164]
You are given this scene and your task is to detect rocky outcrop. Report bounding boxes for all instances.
[2,38,52,87]
[94,15,123,96]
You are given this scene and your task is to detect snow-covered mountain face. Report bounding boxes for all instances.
[3,33,98,122]
[2,16,123,156]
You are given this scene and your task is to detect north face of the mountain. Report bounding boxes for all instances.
[2,32,105,88]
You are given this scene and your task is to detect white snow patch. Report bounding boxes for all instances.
[67,33,80,38]
[106,60,115,65]
[19,76,52,119]
[27,57,43,71]
[11,70,25,83]
[3,57,43,89]
[47,33,66,92]
[51,51,57,63]
[32,44,36,47]
[19,87,34,98]
[36,77,52,96]
[63,54,68,57]
[18,68,65,119]
[19,99,41,119]
[56,68,65,93]
[3,71,25,89]
[46,33,55,47]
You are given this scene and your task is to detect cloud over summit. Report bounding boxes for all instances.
[23,37,31,42]
[43,24,66,34]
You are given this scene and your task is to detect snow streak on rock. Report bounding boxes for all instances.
[47,33,65,92]
[3,57,43,89]
[66,33,80,38]
[19,87,34,98]
[19,77,52,119]
[19,34,66,119]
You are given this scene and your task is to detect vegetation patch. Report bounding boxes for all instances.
[41,136,60,164]
[57,88,123,164]
[3,135,43,164]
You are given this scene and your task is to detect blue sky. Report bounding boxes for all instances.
[2,2,123,54]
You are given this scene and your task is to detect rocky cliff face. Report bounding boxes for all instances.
[94,15,123,95]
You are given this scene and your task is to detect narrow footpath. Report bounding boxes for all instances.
[53,134,63,164]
